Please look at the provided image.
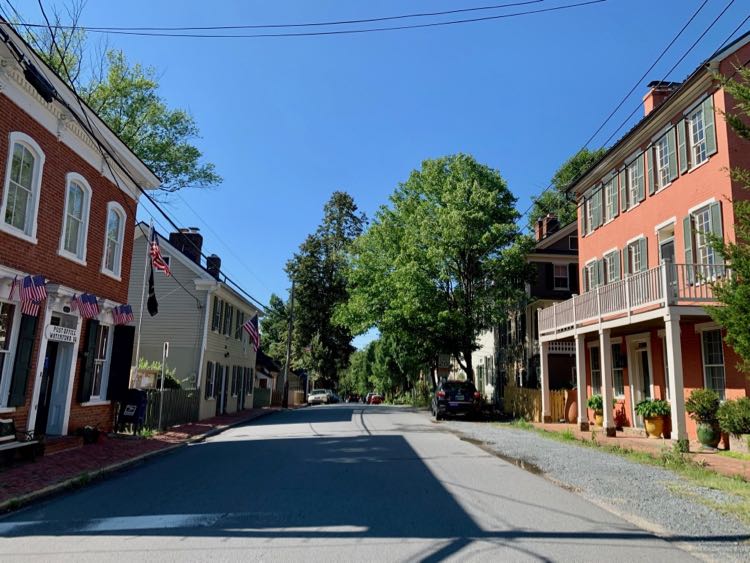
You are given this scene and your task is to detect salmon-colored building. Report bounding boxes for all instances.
[536,34,750,443]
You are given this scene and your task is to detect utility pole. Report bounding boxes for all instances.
[281,279,295,408]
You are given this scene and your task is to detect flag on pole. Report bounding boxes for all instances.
[18,275,46,317]
[79,293,100,319]
[150,230,171,276]
[112,304,134,325]
[147,264,159,316]
[8,276,18,300]
[242,314,260,352]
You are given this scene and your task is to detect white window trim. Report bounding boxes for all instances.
[687,197,717,215]
[603,250,619,283]
[654,217,676,233]
[701,329,726,398]
[626,234,646,245]
[58,172,92,266]
[100,201,126,280]
[80,400,111,407]
[694,321,721,333]
[88,322,114,402]
[568,236,578,250]
[0,299,22,408]
[553,263,569,290]
[0,132,46,244]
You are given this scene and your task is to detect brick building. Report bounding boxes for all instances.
[0,21,159,442]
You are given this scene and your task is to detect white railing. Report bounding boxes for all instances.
[537,262,727,336]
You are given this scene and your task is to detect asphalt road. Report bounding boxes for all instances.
[0,405,697,562]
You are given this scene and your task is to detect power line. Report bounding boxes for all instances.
[19,0,607,40]
[19,1,545,31]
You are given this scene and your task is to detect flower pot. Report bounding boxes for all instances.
[696,421,721,449]
[594,411,603,427]
[644,416,664,439]
[728,433,750,453]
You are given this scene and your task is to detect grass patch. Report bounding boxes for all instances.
[719,450,750,461]
[508,418,534,430]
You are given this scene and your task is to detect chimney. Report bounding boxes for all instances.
[643,81,681,116]
[169,228,203,265]
[535,217,544,242]
[206,254,222,280]
[543,213,559,237]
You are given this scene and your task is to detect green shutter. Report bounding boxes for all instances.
[582,266,587,292]
[677,121,688,174]
[703,96,717,156]
[8,314,38,407]
[594,188,603,228]
[667,128,678,181]
[205,362,213,399]
[683,215,695,284]
[622,248,630,277]
[78,319,100,403]
[613,251,621,281]
[710,201,724,267]
[597,259,605,287]
[612,179,619,218]
[107,325,135,401]
[619,169,627,211]
[647,148,656,196]
[639,238,648,271]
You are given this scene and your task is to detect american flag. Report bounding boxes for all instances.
[242,314,260,352]
[112,304,134,325]
[17,275,46,317]
[79,293,100,319]
[150,230,171,277]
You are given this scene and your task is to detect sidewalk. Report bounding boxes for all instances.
[0,407,280,512]
[532,422,750,480]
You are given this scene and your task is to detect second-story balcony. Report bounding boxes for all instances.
[538,262,727,338]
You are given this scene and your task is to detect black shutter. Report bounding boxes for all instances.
[569,263,579,293]
[545,263,553,290]
[78,320,100,403]
[8,314,39,407]
[107,325,135,401]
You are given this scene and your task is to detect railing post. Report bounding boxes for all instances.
[624,274,631,321]
[660,259,672,306]
[595,287,601,324]
[572,294,577,330]
[552,302,557,333]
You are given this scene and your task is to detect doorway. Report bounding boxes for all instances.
[628,336,654,428]
[34,340,75,436]
[215,366,227,416]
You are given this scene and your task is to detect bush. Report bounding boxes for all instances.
[635,399,671,418]
[685,388,720,423]
[717,397,750,437]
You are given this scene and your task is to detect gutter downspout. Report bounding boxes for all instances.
[195,283,215,393]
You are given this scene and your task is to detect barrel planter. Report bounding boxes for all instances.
[696,422,722,449]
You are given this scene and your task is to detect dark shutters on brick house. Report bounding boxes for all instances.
[8,314,38,407]
[568,263,579,293]
[107,325,135,401]
[78,319,100,403]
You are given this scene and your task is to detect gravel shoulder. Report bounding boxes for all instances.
[442,419,750,563]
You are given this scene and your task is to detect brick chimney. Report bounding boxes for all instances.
[643,81,681,116]
[535,214,559,241]
[535,217,544,242]
[169,228,203,264]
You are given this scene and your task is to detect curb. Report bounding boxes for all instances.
[0,408,279,515]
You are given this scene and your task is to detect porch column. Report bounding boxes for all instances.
[540,341,552,423]
[664,311,688,443]
[599,328,616,437]
[575,334,588,431]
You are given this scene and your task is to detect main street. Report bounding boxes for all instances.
[0,406,695,562]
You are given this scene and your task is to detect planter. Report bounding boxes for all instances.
[728,433,750,453]
[565,390,577,424]
[696,421,722,449]
[594,411,603,427]
[644,416,665,439]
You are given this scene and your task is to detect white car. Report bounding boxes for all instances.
[308,389,330,405]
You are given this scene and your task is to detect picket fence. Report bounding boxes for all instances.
[143,388,200,430]
[503,386,566,422]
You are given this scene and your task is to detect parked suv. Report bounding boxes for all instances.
[308,389,330,405]
[431,380,481,420]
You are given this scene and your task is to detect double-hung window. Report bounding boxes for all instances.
[553,264,568,290]
[90,324,112,400]
[1,133,45,242]
[625,238,647,274]
[102,203,126,277]
[584,197,593,235]
[604,251,620,283]
[205,362,215,399]
[590,346,601,392]
[688,105,708,166]
[604,178,618,222]
[0,303,17,407]
[626,158,643,208]
[655,134,671,190]
[694,206,715,267]
[60,174,91,262]
[685,202,724,282]
[701,329,725,399]
[612,343,626,397]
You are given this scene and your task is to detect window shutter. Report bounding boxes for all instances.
[703,96,717,156]
[619,169,627,211]
[677,120,688,174]
[594,188,603,228]
[596,260,605,287]
[569,263,579,293]
[612,179,619,218]
[613,252,621,281]
[582,266,588,292]
[622,248,630,277]
[683,216,695,284]
[78,319,100,403]
[647,148,656,196]
[8,314,38,407]
[710,201,724,267]
[205,362,213,399]
[638,238,648,271]
[667,128,678,181]
[107,325,135,401]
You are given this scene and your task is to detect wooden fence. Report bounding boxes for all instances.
[253,388,271,408]
[503,386,566,422]
[144,388,200,430]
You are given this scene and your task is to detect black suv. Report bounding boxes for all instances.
[431,380,481,420]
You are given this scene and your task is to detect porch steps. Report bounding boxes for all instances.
[44,435,84,456]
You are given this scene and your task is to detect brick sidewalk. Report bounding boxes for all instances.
[0,407,280,511]
[532,422,750,480]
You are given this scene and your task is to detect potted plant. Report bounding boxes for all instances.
[717,397,750,453]
[685,388,721,449]
[635,399,670,439]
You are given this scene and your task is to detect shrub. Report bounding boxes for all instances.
[635,399,671,418]
[717,397,750,437]
[586,394,616,411]
[685,388,721,423]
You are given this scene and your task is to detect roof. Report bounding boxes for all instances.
[533,220,577,252]
[256,350,282,373]
[565,29,750,196]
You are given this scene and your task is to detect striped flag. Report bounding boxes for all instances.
[150,230,171,277]
[112,304,134,325]
[242,314,260,352]
[79,293,100,319]
[18,275,46,317]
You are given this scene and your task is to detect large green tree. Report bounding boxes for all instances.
[22,2,220,194]
[259,293,291,366]
[527,148,606,229]
[287,192,367,387]
[709,68,750,372]
[340,154,532,383]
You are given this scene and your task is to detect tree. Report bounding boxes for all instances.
[22,1,220,194]
[259,294,291,365]
[340,154,532,383]
[709,68,750,372]
[287,192,367,387]
[527,148,606,229]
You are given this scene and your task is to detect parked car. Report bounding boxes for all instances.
[431,380,481,420]
[346,394,360,403]
[365,392,375,404]
[328,391,341,404]
[369,394,383,405]
[308,389,330,405]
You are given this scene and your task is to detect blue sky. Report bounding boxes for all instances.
[15,1,750,347]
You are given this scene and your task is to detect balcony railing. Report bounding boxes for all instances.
[538,262,728,337]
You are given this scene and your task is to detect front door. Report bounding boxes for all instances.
[45,343,74,435]
[660,239,677,299]
[629,338,653,428]
[34,341,59,435]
